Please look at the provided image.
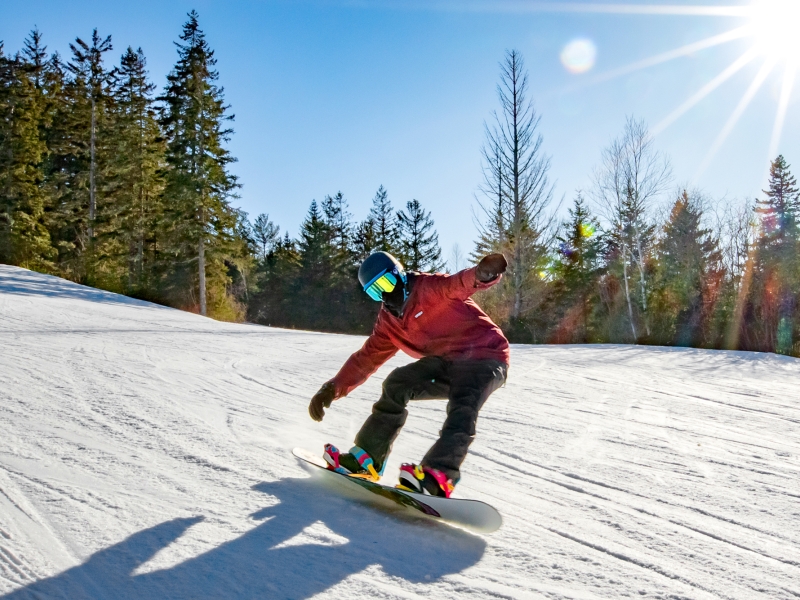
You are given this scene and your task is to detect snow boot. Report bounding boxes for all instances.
[323,444,381,482]
[397,463,455,498]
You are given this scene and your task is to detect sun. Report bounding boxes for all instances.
[749,0,800,61]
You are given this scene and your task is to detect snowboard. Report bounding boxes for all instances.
[292,447,502,533]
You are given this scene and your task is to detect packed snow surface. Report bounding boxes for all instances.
[1,265,799,600]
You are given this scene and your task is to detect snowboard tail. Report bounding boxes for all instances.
[293,447,501,533]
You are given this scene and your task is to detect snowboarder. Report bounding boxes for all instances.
[308,251,510,498]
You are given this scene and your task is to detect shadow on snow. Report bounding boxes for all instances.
[0,266,169,310]
[1,474,486,599]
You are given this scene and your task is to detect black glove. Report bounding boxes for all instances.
[309,381,336,422]
[476,253,507,283]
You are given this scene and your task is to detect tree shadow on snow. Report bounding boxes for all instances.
[0,266,169,310]
[1,474,486,599]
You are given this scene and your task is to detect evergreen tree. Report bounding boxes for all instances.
[0,39,54,270]
[248,231,300,327]
[322,191,358,294]
[367,185,398,254]
[744,156,800,353]
[322,192,352,258]
[755,155,799,251]
[38,51,79,271]
[160,11,240,317]
[296,199,336,328]
[22,31,63,225]
[352,217,376,261]
[297,200,332,279]
[396,198,443,272]
[67,30,114,243]
[102,47,166,294]
[41,30,115,280]
[549,194,602,343]
[650,191,722,346]
[22,30,48,88]
[252,213,279,261]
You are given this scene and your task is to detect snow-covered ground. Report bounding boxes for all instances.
[0,264,799,600]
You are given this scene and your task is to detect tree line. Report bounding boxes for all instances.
[475,51,800,356]
[2,17,799,356]
[0,13,246,319]
[0,13,444,328]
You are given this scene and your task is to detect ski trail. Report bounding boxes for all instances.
[1,265,799,599]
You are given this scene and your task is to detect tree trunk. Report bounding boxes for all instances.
[623,244,637,341]
[89,96,96,238]
[634,229,650,336]
[511,55,522,321]
[198,232,207,316]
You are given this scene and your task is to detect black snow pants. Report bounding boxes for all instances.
[354,356,508,481]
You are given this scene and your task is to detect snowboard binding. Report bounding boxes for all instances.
[323,444,381,482]
[397,463,455,498]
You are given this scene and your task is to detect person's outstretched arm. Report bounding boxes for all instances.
[308,324,397,422]
[437,253,508,301]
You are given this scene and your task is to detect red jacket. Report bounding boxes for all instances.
[331,266,509,397]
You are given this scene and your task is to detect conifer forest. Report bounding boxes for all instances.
[2,13,799,355]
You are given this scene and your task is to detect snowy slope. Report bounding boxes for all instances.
[0,264,799,600]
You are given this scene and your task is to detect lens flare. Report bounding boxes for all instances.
[561,39,597,74]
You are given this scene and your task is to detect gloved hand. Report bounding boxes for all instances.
[476,253,507,283]
[309,381,336,422]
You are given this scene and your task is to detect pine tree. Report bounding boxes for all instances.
[367,185,398,254]
[160,11,240,317]
[651,191,722,346]
[296,199,337,328]
[745,156,800,353]
[322,191,358,292]
[322,192,351,257]
[755,155,799,252]
[67,30,114,243]
[549,194,602,343]
[298,200,332,279]
[248,230,300,327]
[396,199,443,272]
[104,46,166,294]
[252,213,279,261]
[0,39,54,270]
[22,30,48,88]
[352,218,376,261]
[38,51,78,271]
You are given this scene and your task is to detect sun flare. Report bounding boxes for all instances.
[531,1,798,179]
[750,0,800,61]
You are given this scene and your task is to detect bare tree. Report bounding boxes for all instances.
[476,49,556,323]
[711,198,757,349]
[593,117,671,340]
[449,243,464,273]
[713,198,756,283]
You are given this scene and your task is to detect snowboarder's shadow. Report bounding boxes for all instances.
[1,474,486,599]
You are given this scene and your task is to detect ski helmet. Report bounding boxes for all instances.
[358,251,407,302]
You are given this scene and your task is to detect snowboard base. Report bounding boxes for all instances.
[292,447,502,533]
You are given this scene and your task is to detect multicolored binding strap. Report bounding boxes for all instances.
[350,445,381,480]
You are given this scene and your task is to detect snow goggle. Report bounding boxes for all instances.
[363,271,398,301]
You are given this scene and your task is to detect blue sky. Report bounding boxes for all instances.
[2,0,797,264]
